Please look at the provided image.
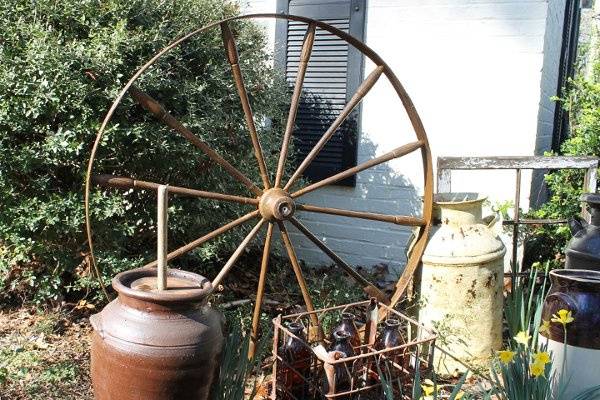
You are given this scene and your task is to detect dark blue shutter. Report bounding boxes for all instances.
[275,0,366,186]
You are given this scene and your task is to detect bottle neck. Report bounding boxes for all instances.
[383,319,400,332]
[287,323,304,340]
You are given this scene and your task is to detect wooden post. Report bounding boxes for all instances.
[157,185,169,291]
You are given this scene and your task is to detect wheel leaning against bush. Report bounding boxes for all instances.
[85,13,434,357]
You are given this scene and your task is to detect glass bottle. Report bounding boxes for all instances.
[279,322,311,399]
[331,312,361,349]
[375,318,406,370]
[328,330,355,396]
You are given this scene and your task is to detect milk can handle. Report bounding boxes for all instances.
[483,213,500,229]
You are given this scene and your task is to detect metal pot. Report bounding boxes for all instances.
[541,269,600,398]
[419,192,505,374]
[90,267,223,400]
[565,193,600,270]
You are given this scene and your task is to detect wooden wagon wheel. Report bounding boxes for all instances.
[84,14,433,357]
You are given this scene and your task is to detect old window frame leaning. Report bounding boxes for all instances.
[437,155,599,275]
[275,0,366,186]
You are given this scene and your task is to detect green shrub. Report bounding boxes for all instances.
[527,43,600,265]
[0,0,289,304]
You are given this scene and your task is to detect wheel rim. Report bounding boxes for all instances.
[84,13,433,357]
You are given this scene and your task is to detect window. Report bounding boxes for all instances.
[275,0,366,186]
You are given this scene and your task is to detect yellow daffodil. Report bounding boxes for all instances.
[539,320,551,335]
[530,361,545,377]
[497,349,516,364]
[455,391,465,399]
[532,351,551,365]
[551,309,574,326]
[420,383,435,400]
[514,330,531,346]
[421,384,434,396]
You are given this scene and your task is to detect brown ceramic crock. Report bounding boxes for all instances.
[541,269,600,349]
[540,269,600,398]
[90,267,223,400]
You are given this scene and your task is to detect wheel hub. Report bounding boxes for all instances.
[259,188,295,221]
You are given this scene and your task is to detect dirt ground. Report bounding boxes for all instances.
[0,264,484,399]
[0,307,93,400]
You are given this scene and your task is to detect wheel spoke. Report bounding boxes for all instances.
[277,221,322,339]
[275,22,316,188]
[129,86,262,196]
[93,174,259,206]
[288,217,389,304]
[143,210,260,268]
[249,222,274,359]
[284,65,385,191]
[212,218,267,287]
[296,204,425,226]
[220,22,271,189]
[387,225,430,312]
[292,140,424,198]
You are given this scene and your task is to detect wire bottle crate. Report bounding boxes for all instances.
[271,299,437,399]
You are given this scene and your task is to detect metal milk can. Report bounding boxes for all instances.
[90,267,223,400]
[565,193,600,270]
[418,193,505,374]
[541,269,600,398]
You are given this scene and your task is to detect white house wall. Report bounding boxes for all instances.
[242,0,560,274]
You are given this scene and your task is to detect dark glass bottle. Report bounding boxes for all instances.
[375,318,406,369]
[279,322,311,399]
[331,312,360,349]
[328,331,355,396]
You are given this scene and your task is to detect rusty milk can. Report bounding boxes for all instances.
[90,267,223,400]
[541,269,600,398]
[418,192,505,374]
[565,193,600,270]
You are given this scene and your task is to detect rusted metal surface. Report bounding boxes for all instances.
[271,300,437,399]
[275,22,316,189]
[220,22,271,189]
[249,222,275,359]
[278,221,322,339]
[291,140,424,198]
[284,65,386,191]
[512,169,522,272]
[90,268,223,400]
[93,174,259,205]
[142,210,260,269]
[259,188,296,221]
[211,218,267,288]
[295,204,425,226]
[288,217,388,304]
[129,86,262,196]
[85,14,434,355]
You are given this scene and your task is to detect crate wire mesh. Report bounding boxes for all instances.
[271,300,437,399]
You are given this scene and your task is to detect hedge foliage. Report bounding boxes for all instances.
[0,0,289,304]
[527,43,600,265]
